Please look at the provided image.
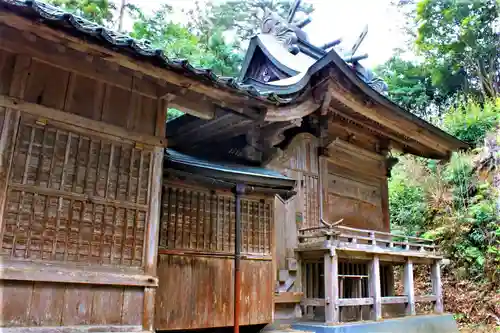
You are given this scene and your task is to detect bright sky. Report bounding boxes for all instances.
[119,0,408,68]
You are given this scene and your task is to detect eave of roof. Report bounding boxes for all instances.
[0,0,467,154]
[324,49,468,152]
[0,0,307,105]
[165,149,295,190]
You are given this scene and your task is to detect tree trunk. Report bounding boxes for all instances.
[476,59,497,99]
[117,0,127,32]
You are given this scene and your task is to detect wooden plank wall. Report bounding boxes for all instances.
[0,281,143,327]
[322,140,388,231]
[155,183,274,330]
[0,36,164,332]
[155,255,273,330]
[268,133,320,270]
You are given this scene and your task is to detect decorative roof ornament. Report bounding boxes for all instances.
[352,63,389,95]
[261,9,300,55]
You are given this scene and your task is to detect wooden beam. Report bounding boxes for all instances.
[431,260,443,313]
[329,108,430,157]
[415,295,438,303]
[0,25,158,99]
[404,258,416,315]
[0,94,166,146]
[142,146,164,332]
[0,14,319,121]
[324,251,339,324]
[264,99,320,122]
[274,292,304,304]
[301,298,326,307]
[381,296,408,304]
[0,325,143,333]
[328,80,449,156]
[168,95,216,120]
[338,298,373,306]
[0,259,158,287]
[369,255,382,320]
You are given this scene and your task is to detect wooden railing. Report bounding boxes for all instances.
[298,223,438,254]
[297,222,444,324]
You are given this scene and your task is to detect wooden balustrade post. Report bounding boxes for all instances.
[324,249,339,324]
[370,232,376,246]
[404,258,416,316]
[369,255,382,320]
[431,260,443,313]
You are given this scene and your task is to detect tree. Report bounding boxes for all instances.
[375,54,466,119]
[415,0,499,99]
[47,0,115,26]
[186,0,314,46]
[129,4,242,77]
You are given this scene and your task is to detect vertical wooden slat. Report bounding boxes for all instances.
[28,282,65,326]
[189,190,195,249]
[122,288,143,325]
[404,258,415,315]
[202,192,207,250]
[19,126,35,258]
[431,260,443,313]
[142,146,163,331]
[174,189,181,248]
[324,251,339,324]
[195,191,200,249]
[0,55,29,251]
[0,280,34,326]
[369,255,382,320]
[105,144,115,198]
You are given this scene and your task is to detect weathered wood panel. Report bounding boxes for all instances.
[0,49,158,137]
[0,280,143,327]
[0,114,153,266]
[324,139,387,231]
[0,45,166,332]
[155,254,272,330]
[267,132,320,246]
[160,184,273,255]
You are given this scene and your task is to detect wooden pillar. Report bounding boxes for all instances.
[431,260,443,313]
[386,265,395,296]
[142,146,164,332]
[324,250,339,324]
[0,55,29,249]
[369,255,382,320]
[404,258,416,316]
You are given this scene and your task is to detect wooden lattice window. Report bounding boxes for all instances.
[0,116,153,267]
[160,185,272,254]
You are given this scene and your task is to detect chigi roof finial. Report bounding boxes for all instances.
[287,0,302,23]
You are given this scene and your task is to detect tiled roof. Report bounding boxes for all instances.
[0,0,304,104]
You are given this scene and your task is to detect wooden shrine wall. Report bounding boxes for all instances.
[268,133,320,271]
[321,139,389,232]
[267,133,319,317]
[0,33,164,332]
[155,182,274,330]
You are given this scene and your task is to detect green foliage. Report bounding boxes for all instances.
[47,0,115,25]
[442,152,475,209]
[415,0,499,99]
[388,157,428,234]
[389,142,499,282]
[187,0,314,43]
[129,4,242,76]
[167,108,184,121]
[375,55,464,119]
[443,99,500,146]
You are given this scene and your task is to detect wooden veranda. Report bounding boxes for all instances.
[297,224,443,323]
